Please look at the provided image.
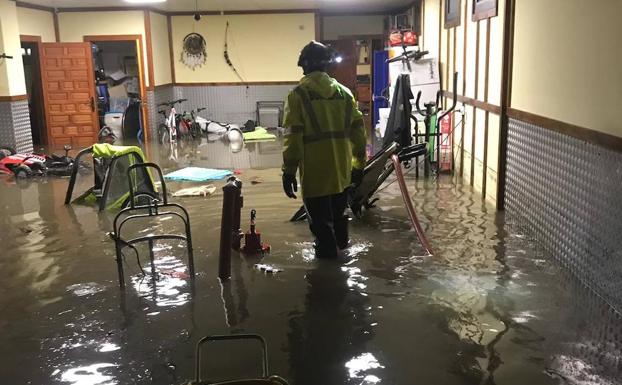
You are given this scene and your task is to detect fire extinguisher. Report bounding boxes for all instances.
[439,113,453,173]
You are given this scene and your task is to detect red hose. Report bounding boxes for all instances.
[391,154,433,256]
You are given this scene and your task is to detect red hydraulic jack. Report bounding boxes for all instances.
[242,209,270,254]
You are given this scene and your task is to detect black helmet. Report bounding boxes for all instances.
[298,41,338,75]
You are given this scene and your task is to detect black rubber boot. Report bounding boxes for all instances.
[334,216,349,250]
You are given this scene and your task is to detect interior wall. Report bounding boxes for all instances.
[322,15,386,40]
[421,0,440,60]
[0,0,27,96]
[17,7,56,42]
[96,41,136,75]
[149,11,172,86]
[421,0,504,206]
[57,11,151,87]
[511,0,622,138]
[171,13,315,83]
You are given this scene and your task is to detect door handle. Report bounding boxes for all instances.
[90,97,95,112]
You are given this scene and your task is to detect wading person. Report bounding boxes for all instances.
[282,41,367,259]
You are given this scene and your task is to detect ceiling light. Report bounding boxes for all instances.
[125,0,167,4]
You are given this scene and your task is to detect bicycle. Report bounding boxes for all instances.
[156,98,187,144]
[179,107,206,141]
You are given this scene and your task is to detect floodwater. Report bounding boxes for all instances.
[0,137,621,385]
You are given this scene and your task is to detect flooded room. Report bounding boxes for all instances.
[0,0,621,384]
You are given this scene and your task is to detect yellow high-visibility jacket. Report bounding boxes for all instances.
[282,71,366,199]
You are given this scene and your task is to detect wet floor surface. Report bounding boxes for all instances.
[1,137,621,385]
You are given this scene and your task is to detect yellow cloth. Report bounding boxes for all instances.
[282,71,366,198]
[243,127,276,141]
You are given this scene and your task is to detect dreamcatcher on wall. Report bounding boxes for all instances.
[181,32,207,70]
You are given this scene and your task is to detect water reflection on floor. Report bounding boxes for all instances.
[0,138,620,385]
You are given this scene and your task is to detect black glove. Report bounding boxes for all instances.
[282,174,298,199]
[351,168,364,186]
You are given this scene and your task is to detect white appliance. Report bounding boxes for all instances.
[104,112,124,138]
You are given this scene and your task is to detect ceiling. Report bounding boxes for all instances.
[20,0,412,13]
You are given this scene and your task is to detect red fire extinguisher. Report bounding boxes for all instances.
[439,113,453,173]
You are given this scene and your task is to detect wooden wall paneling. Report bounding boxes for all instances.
[15,1,54,12]
[443,91,500,113]
[144,10,155,90]
[481,18,491,199]
[167,15,176,84]
[314,11,322,40]
[507,109,622,153]
[20,35,42,43]
[445,28,450,108]
[451,25,456,149]
[459,0,468,176]
[174,81,299,86]
[470,20,480,186]
[421,0,426,50]
[168,9,318,16]
[438,0,443,74]
[497,0,516,210]
[0,95,29,102]
[452,27,457,85]
[136,36,149,141]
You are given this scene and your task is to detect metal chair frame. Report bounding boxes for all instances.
[190,334,288,385]
[110,162,195,288]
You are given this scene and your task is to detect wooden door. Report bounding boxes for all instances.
[39,43,99,148]
[327,39,357,92]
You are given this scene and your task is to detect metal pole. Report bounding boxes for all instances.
[232,180,244,251]
[219,177,241,280]
[115,242,125,289]
[424,104,433,177]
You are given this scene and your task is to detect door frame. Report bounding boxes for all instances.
[20,34,48,146]
[83,34,150,142]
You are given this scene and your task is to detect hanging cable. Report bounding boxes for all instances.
[193,0,201,21]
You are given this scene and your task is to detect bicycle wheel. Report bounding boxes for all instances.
[190,122,202,141]
[157,123,170,144]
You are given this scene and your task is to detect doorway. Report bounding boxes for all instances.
[84,35,149,144]
[325,36,383,139]
[20,36,46,147]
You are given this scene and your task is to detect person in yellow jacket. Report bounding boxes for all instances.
[282,41,367,259]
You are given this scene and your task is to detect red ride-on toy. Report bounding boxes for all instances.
[0,146,46,178]
[0,145,80,178]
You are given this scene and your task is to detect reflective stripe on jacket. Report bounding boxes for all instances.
[282,71,366,199]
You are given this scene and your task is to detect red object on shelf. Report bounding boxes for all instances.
[439,113,453,173]
[389,30,418,47]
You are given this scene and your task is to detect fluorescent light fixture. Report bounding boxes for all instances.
[125,0,166,3]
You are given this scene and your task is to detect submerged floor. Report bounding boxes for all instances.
[0,138,620,385]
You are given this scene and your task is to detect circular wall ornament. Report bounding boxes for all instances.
[181,32,207,70]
